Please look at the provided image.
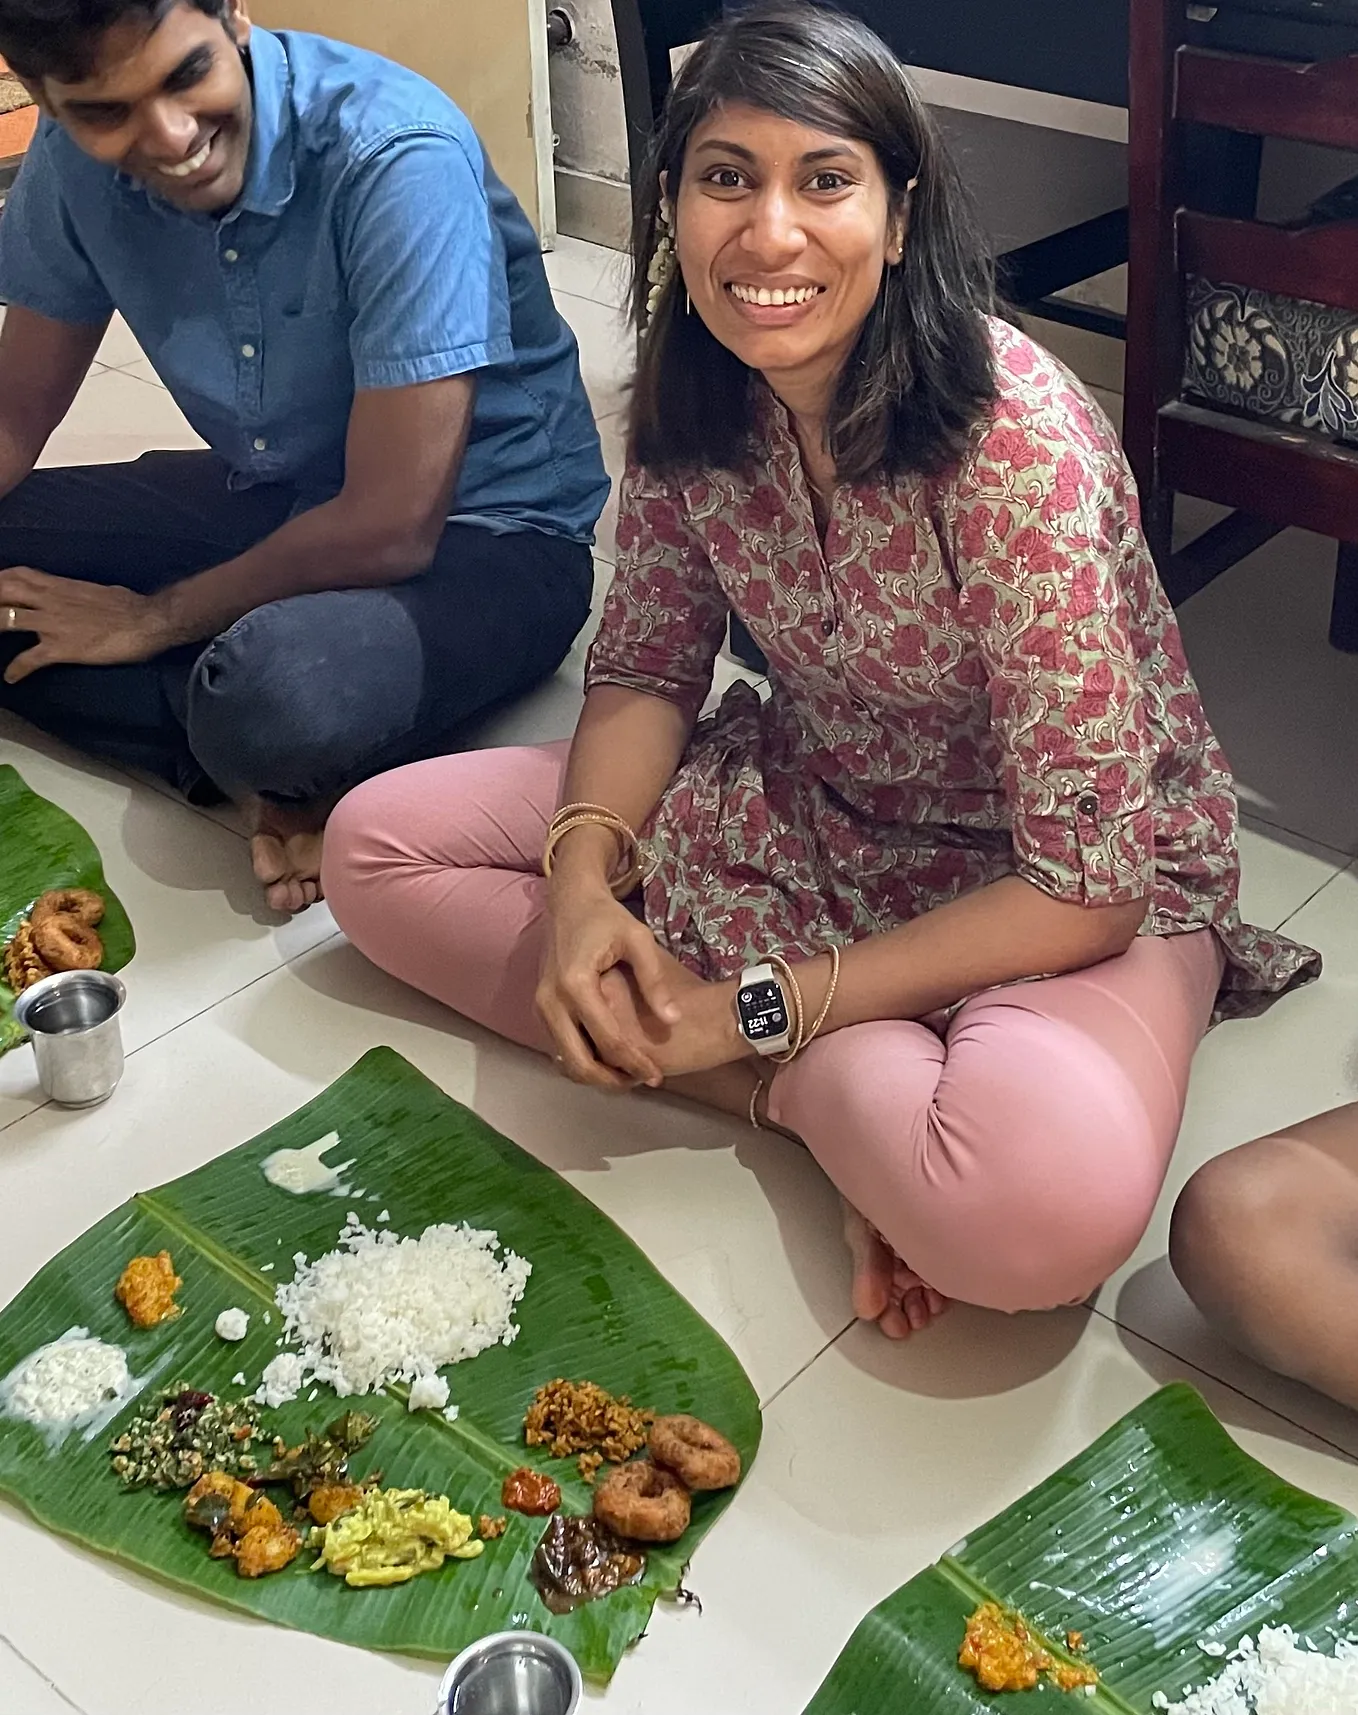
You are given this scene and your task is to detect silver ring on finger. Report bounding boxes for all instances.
[3,606,16,631]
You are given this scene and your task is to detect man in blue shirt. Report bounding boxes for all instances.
[0,0,608,909]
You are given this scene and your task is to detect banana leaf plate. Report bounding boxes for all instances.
[0,763,135,1054]
[803,1382,1358,1712]
[0,1047,762,1680]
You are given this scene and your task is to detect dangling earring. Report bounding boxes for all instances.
[645,200,678,324]
[889,176,919,267]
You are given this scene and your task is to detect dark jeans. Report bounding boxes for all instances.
[0,451,593,805]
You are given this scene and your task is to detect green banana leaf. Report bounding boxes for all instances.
[0,763,136,1054]
[0,1047,762,1680]
[803,1383,1358,1712]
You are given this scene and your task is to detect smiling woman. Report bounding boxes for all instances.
[321,1,1319,1347]
[627,4,997,481]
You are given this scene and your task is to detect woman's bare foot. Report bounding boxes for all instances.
[244,796,332,914]
[842,1200,950,1338]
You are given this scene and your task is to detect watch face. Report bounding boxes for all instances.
[738,978,788,1042]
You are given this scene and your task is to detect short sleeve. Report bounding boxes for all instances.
[949,399,1157,908]
[0,125,114,325]
[585,462,729,721]
[339,131,513,391]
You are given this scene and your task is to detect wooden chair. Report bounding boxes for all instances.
[1124,0,1358,651]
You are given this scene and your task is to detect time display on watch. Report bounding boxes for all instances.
[738,978,789,1042]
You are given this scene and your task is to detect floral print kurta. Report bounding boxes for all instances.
[586,321,1319,1020]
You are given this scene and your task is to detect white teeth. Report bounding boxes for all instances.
[159,137,212,178]
[728,283,821,307]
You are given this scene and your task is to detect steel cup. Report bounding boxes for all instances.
[14,969,127,1107]
[437,1632,582,1715]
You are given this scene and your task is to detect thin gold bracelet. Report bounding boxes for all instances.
[766,952,806,1065]
[803,944,841,1047]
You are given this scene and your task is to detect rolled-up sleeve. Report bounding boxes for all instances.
[949,412,1156,907]
[585,462,729,722]
[340,130,513,390]
[0,125,113,325]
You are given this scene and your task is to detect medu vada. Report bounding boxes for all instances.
[648,1415,741,1491]
[592,1460,691,1543]
[30,887,104,928]
[31,912,104,972]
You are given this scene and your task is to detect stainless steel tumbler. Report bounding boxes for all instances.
[14,969,127,1107]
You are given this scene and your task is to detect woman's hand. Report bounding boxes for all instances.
[599,963,748,1080]
[536,881,683,1091]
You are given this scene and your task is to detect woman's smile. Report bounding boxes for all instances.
[677,104,897,408]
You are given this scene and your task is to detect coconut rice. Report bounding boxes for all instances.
[255,1215,529,1408]
[1155,1624,1358,1713]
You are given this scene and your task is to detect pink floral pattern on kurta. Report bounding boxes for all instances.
[587,321,1319,1020]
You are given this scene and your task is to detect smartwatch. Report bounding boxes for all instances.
[735,962,792,1057]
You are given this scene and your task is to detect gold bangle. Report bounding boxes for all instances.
[542,813,626,873]
[766,952,806,1065]
[803,944,841,1047]
[551,801,632,829]
[542,809,642,899]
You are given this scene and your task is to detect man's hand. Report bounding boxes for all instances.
[0,567,173,683]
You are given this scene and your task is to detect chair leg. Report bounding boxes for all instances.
[1331,543,1358,654]
[1142,486,1175,576]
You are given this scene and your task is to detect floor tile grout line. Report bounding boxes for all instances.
[757,1319,856,1413]
[551,284,630,318]
[1276,853,1358,934]
[0,927,347,1138]
[0,1635,87,1714]
[1241,809,1357,865]
[1086,1302,1358,1463]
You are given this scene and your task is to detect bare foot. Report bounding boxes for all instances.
[842,1200,951,1339]
[245,796,331,914]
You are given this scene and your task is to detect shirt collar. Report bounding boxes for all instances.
[233,26,295,219]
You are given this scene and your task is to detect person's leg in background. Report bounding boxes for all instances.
[189,527,592,911]
[0,451,294,794]
[768,930,1226,1335]
[1170,1102,1358,1411]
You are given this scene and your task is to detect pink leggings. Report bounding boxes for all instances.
[322,742,1225,1314]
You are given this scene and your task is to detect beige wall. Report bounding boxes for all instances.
[250,0,545,229]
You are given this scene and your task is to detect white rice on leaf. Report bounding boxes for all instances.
[1159,1624,1358,1713]
[255,1216,530,1408]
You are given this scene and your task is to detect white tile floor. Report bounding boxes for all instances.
[2,236,1357,1715]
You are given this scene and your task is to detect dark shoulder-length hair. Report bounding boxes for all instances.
[628,0,999,483]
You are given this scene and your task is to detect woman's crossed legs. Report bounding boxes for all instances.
[322,744,1222,1330]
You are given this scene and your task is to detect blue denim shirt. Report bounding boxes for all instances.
[0,29,609,542]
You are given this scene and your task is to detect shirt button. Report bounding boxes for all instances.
[1076,792,1100,818]
[253,437,268,452]
[241,344,256,359]
[820,615,835,637]
[223,248,239,263]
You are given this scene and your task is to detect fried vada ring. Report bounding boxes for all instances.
[31,913,104,972]
[31,888,104,929]
[592,1460,691,1543]
[648,1415,741,1491]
